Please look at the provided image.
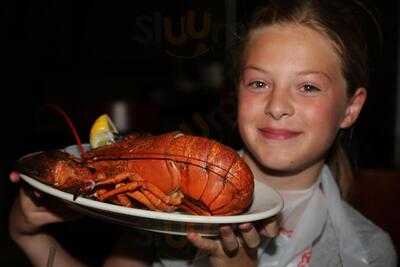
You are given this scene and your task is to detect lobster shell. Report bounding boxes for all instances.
[18,132,254,215]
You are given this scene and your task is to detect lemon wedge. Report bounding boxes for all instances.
[89,114,119,148]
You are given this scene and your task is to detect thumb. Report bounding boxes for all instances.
[187,232,219,254]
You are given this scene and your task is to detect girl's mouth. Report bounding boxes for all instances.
[259,127,302,140]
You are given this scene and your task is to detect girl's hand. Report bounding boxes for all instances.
[187,220,278,267]
[8,172,89,267]
[8,172,78,240]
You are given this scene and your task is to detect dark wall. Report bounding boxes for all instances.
[354,0,399,168]
[1,0,398,265]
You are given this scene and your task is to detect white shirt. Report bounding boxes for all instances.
[257,165,396,267]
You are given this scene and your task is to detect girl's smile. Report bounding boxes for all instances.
[258,127,302,141]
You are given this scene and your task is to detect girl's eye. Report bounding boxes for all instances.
[248,81,267,89]
[301,83,321,94]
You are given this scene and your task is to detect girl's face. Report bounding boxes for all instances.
[238,23,366,178]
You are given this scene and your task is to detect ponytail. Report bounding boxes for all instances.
[326,134,354,199]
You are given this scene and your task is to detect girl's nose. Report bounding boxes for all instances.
[264,87,294,120]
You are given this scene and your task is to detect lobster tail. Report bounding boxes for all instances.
[208,159,254,215]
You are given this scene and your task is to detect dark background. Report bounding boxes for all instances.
[1,0,399,266]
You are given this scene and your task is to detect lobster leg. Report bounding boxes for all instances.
[95,172,134,186]
[115,194,133,207]
[126,191,157,210]
[96,182,140,201]
[95,172,181,205]
[96,180,179,212]
[141,190,176,212]
[109,195,132,207]
[105,190,160,211]
[127,191,179,213]
[180,199,211,216]
[141,183,183,205]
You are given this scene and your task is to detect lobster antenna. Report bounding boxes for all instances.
[45,104,85,157]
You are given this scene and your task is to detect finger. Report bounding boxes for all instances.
[260,220,279,238]
[21,186,44,207]
[239,223,260,249]
[187,232,218,254]
[220,226,239,256]
[9,171,20,183]
[33,190,43,198]
[35,210,65,224]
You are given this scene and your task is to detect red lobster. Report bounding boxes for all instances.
[16,110,254,215]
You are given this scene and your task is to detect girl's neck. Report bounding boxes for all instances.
[242,150,324,191]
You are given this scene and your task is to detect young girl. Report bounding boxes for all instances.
[188,0,397,266]
[9,0,397,266]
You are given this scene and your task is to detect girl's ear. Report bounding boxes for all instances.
[340,87,367,129]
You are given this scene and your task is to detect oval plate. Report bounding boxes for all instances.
[19,145,283,236]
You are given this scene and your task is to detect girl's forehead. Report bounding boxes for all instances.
[244,23,343,70]
[249,23,334,48]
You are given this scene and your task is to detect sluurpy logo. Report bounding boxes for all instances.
[132,10,226,59]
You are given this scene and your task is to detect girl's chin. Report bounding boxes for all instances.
[251,154,304,175]
[255,153,325,178]
[260,162,303,176]
[258,155,297,167]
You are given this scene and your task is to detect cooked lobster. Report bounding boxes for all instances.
[17,131,254,215]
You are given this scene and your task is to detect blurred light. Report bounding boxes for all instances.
[111,101,129,132]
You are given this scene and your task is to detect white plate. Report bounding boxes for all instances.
[19,145,283,236]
